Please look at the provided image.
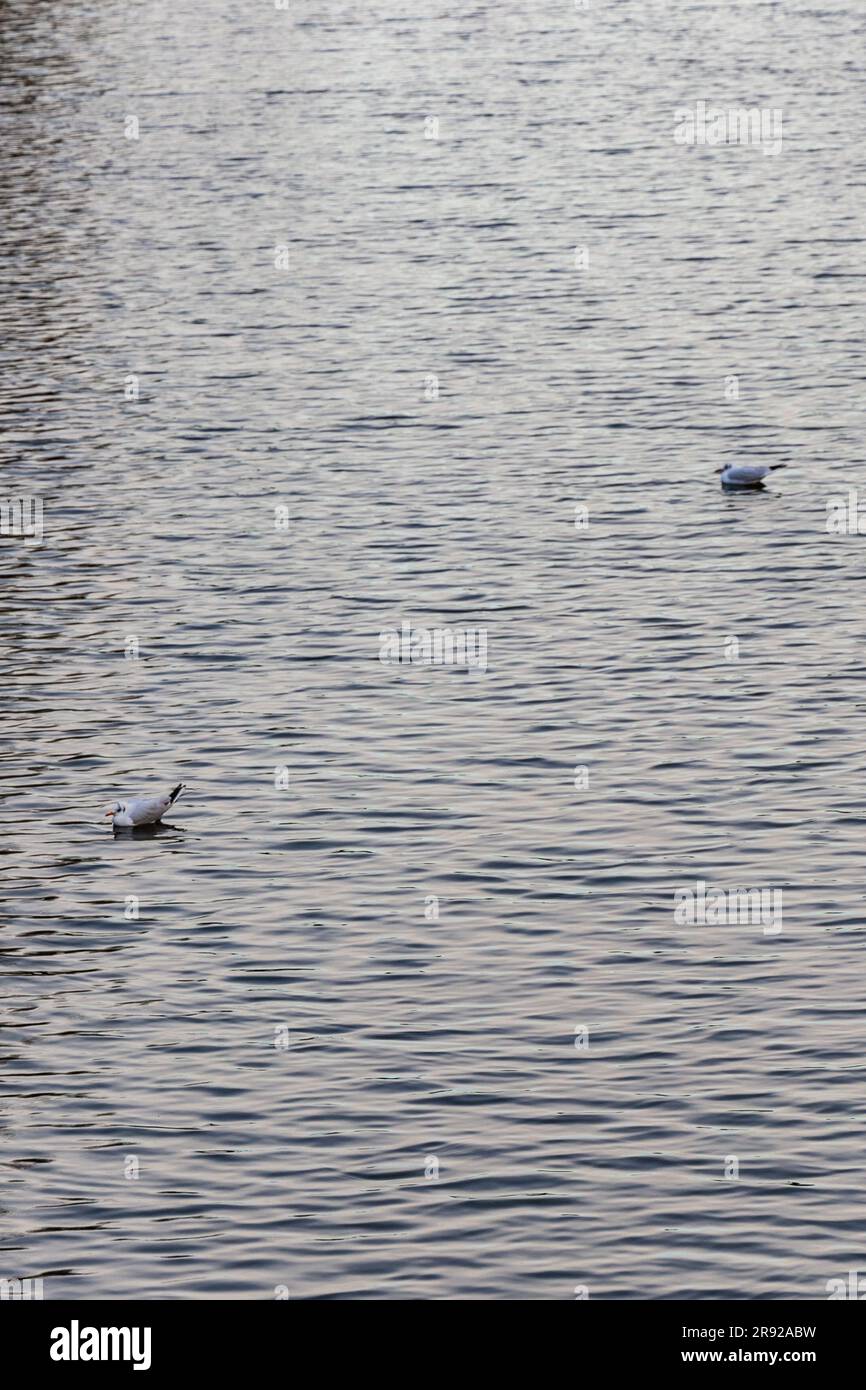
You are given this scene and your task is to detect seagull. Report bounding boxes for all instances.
[105,783,186,828]
[719,463,786,489]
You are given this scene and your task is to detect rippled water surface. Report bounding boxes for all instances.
[2,0,866,1299]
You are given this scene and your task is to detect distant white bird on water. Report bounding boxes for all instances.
[719,463,786,489]
[105,783,186,828]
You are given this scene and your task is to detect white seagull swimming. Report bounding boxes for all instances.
[105,783,186,828]
[719,463,786,489]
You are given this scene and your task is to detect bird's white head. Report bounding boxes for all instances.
[105,801,124,819]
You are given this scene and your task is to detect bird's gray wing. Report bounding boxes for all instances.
[127,794,171,825]
[730,464,769,482]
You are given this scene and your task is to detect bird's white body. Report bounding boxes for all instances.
[720,463,774,488]
[107,784,185,827]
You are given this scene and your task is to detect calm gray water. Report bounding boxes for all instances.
[2,0,866,1300]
